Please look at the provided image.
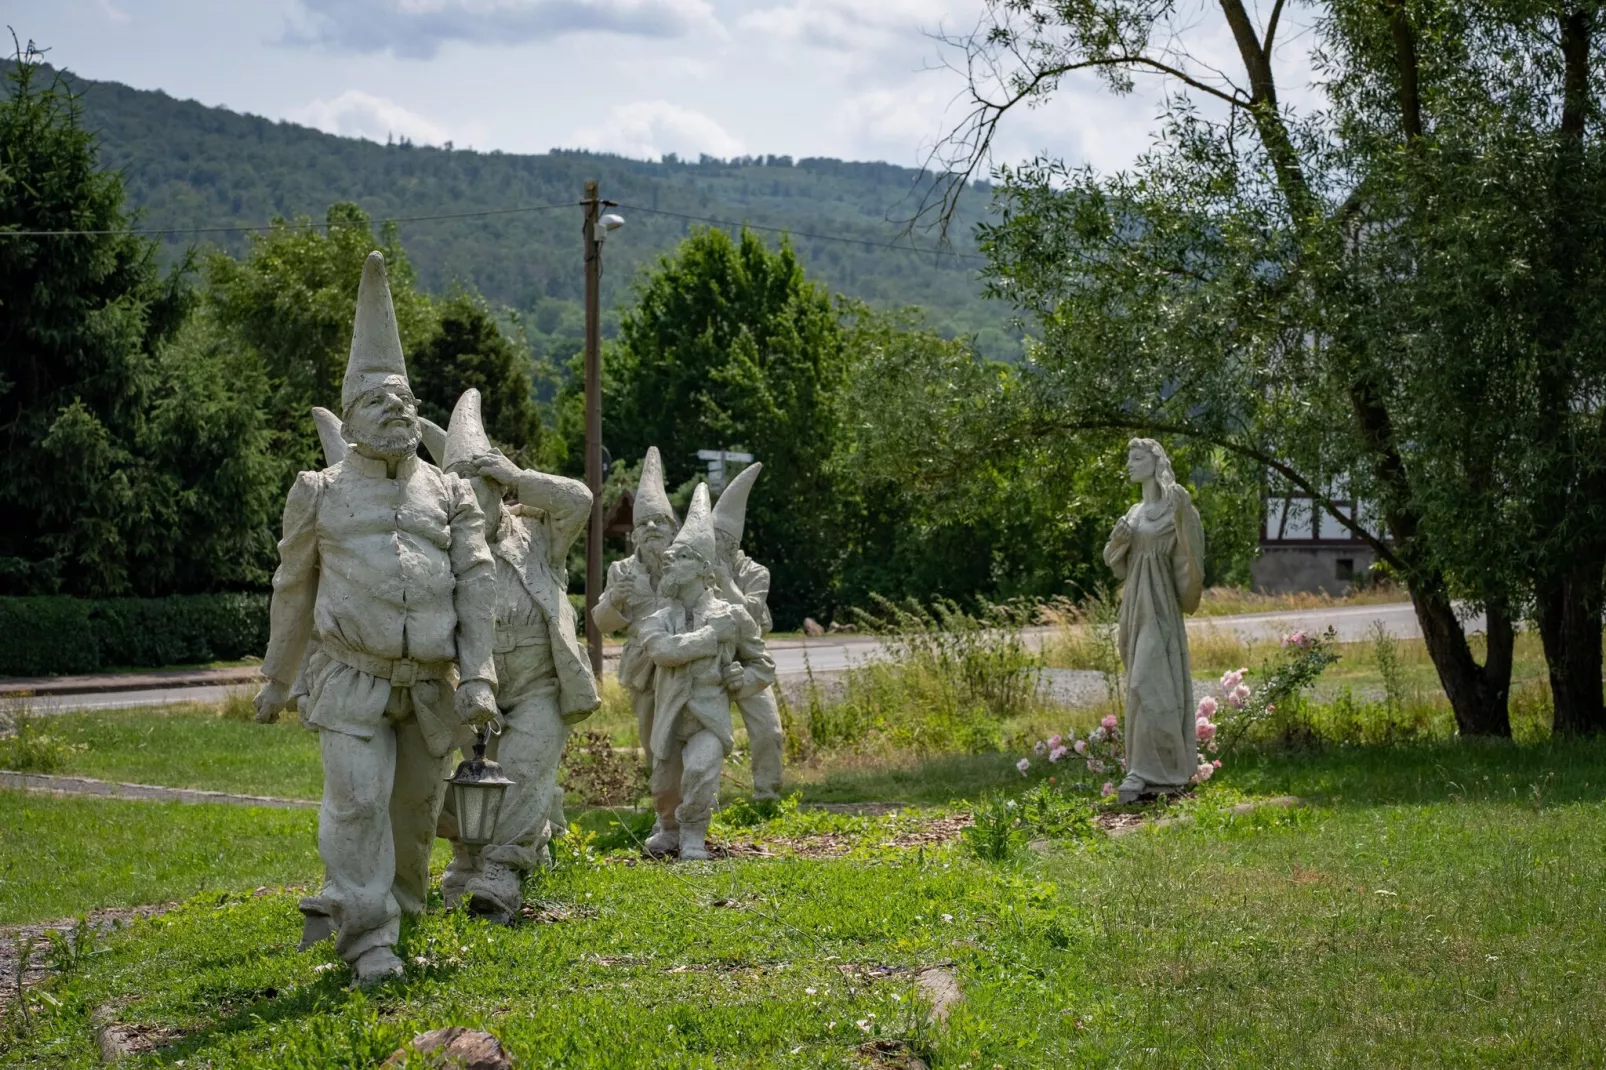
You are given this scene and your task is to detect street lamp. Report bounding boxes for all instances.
[445,726,514,848]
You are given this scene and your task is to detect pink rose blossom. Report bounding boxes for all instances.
[1016,758,1030,776]
[1090,727,1106,744]
[1213,759,1222,768]
[1049,745,1068,763]
[1048,734,1063,749]
[1034,740,1048,756]
[1196,717,1217,742]
[1101,714,1119,731]
[1193,762,1215,783]
[1196,695,1218,718]
[1101,782,1115,797]
[1220,669,1243,691]
[1073,739,1087,755]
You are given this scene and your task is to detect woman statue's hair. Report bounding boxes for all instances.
[1127,437,1205,611]
[1128,437,1178,491]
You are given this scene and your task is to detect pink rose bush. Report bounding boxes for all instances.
[1016,628,1340,795]
[1018,716,1127,794]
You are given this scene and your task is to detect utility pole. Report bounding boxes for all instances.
[582,181,604,677]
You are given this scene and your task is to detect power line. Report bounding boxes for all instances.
[615,202,989,263]
[0,200,580,238]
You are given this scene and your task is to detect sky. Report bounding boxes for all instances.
[0,0,1324,176]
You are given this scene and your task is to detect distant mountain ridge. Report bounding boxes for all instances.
[41,64,1019,361]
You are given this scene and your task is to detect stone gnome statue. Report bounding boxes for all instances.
[433,388,600,924]
[640,484,775,860]
[592,447,678,767]
[254,251,499,985]
[1103,437,1205,804]
[710,462,784,800]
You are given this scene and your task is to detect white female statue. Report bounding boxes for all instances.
[1103,438,1205,803]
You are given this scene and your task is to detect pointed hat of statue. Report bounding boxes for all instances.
[311,406,348,466]
[442,389,493,473]
[340,251,411,412]
[668,482,716,565]
[418,417,447,467]
[633,446,674,524]
[712,461,762,542]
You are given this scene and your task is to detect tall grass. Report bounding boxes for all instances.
[0,695,81,773]
[780,597,1048,759]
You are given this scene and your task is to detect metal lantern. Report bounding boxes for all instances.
[446,726,515,848]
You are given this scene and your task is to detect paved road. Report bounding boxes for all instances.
[20,600,1450,714]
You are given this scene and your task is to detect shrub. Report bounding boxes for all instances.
[0,593,269,676]
[963,793,1023,862]
[0,699,82,773]
[558,729,645,806]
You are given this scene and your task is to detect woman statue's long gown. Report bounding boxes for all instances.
[1104,466,1204,802]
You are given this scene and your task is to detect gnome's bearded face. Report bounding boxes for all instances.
[343,379,422,461]
[634,514,676,562]
[658,483,718,601]
[658,541,712,599]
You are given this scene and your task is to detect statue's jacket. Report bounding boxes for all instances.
[726,550,773,635]
[488,500,598,722]
[639,593,775,762]
[596,555,663,695]
[262,451,497,758]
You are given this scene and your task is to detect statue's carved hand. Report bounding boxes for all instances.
[455,680,498,725]
[254,680,290,724]
[723,662,746,692]
[708,610,740,642]
[475,450,522,488]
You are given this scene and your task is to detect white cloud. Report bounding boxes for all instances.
[291,89,454,145]
[572,99,744,160]
[285,0,724,58]
[96,0,131,25]
[738,0,980,54]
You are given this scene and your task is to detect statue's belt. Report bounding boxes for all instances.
[319,636,454,688]
[493,622,547,654]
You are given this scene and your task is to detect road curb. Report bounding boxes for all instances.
[0,771,318,810]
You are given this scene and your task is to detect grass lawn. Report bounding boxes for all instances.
[0,792,322,924]
[6,739,1606,1067]
[15,705,326,800]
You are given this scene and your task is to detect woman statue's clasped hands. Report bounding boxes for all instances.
[1104,438,1205,804]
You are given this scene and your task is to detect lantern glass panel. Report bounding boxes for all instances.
[456,782,489,844]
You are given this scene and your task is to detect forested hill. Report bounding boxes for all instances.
[50,65,1018,360]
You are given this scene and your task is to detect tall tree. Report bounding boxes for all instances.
[605,227,850,626]
[204,203,436,480]
[0,45,274,596]
[410,289,544,462]
[916,0,1606,735]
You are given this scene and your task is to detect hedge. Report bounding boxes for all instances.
[0,594,270,677]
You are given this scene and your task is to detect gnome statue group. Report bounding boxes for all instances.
[254,251,781,983]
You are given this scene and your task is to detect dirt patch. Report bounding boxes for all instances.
[0,904,173,1013]
[722,813,974,859]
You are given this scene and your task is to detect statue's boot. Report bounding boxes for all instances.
[441,852,482,911]
[465,861,522,926]
[677,822,711,862]
[353,946,404,986]
[643,822,680,857]
[1116,774,1148,805]
[298,896,336,951]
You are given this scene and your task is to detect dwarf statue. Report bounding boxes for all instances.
[254,252,499,985]
[640,484,775,860]
[432,389,600,923]
[710,463,785,800]
[592,447,678,761]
